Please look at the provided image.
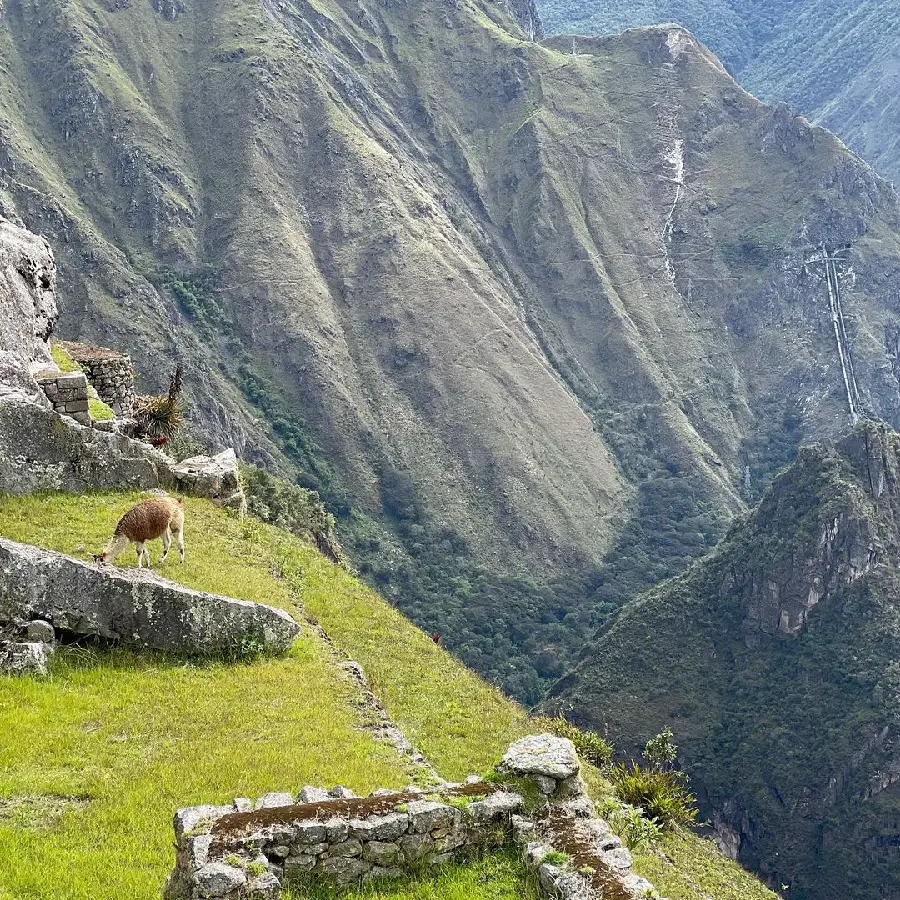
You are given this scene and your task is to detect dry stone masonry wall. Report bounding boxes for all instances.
[34,370,91,426]
[164,736,664,900]
[57,340,135,416]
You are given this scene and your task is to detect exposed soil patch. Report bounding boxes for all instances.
[210,782,498,848]
[542,807,632,900]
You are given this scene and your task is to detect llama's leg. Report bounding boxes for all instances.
[177,527,185,563]
[160,528,171,563]
[136,542,146,568]
[144,545,153,567]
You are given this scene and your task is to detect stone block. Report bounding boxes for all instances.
[25,619,54,643]
[193,862,246,898]
[406,800,457,834]
[499,734,580,781]
[0,536,300,656]
[362,840,401,865]
[65,399,89,413]
[254,792,294,810]
[283,854,316,876]
[399,833,435,861]
[297,786,330,804]
[324,817,349,842]
[325,839,362,858]
[465,791,523,825]
[349,812,408,841]
[292,821,327,845]
[317,856,371,883]
[0,641,52,676]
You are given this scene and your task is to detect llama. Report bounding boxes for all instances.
[94,496,185,568]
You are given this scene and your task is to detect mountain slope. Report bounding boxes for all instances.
[4,1,900,697]
[0,490,777,900]
[545,421,900,900]
[535,0,900,183]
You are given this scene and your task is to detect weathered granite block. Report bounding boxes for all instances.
[0,536,299,656]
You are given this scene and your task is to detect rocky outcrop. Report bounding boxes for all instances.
[0,218,57,403]
[172,449,246,514]
[497,0,543,38]
[0,536,299,656]
[0,395,174,494]
[546,422,900,900]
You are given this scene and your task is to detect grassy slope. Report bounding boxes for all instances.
[5,0,900,705]
[0,491,775,900]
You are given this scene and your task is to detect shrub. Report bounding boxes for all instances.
[643,727,678,771]
[608,763,697,829]
[132,365,184,439]
[240,464,346,566]
[530,714,614,769]
[597,796,662,852]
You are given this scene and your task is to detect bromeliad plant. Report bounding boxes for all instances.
[133,365,185,442]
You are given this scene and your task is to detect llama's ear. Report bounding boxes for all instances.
[177,496,185,506]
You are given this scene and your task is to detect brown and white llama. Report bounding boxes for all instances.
[94,496,185,568]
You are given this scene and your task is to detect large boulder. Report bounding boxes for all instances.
[172,449,246,513]
[500,734,580,781]
[0,218,58,402]
[0,536,300,655]
[0,395,176,494]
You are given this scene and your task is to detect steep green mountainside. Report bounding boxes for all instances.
[0,491,776,900]
[545,421,900,900]
[536,0,900,183]
[4,0,900,699]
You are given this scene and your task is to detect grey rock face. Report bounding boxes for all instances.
[25,619,54,643]
[500,734,580,780]
[0,218,57,404]
[0,536,299,655]
[0,640,52,676]
[193,862,246,898]
[0,395,174,495]
[173,449,246,513]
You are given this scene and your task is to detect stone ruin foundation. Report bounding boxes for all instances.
[56,340,135,416]
[164,735,664,900]
[34,369,91,426]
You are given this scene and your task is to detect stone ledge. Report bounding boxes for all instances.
[0,536,300,656]
[165,782,522,899]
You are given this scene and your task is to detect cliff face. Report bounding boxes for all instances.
[0,218,57,402]
[536,0,900,183]
[3,1,900,697]
[545,421,900,900]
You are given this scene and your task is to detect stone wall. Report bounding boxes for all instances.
[165,783,524,899]
[57,340,135,416]
[34,370,91,426]
[164,736,665,900]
